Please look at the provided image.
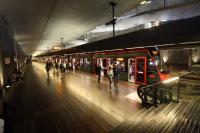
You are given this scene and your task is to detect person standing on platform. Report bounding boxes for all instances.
[63,61,67,73]
[55,61,59,73]
[96,63,101,82]
[69,62,72,71]
[107,66,113,90]
[52,60,56,74]
[113,64,120,88]
[60,61,64,75]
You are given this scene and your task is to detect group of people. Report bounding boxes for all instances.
[45,59,73,76]
[96,63,120,90]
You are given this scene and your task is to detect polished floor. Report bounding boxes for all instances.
[5,62,141,133]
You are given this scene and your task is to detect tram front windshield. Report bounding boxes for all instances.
[147,47,164,71]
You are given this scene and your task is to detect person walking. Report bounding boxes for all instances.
[52,60,56,74]
[69,62,72,71]
[55,61,59,73]
[113,64,120,87]
[60,61,64,76]
[96,63,101,82]
[45,61,51,76]
[63,61,67,73]
[107,66,113,90]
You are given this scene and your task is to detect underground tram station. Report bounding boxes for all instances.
[0,0,200,132]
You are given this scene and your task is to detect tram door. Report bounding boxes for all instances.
[128,58,135,82]
[135,57,147,85]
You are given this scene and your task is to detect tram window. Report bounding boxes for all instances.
[147,59,157,72]
[137,61,144,71]
[154,55,161,69]
[115,58,125,71]
[84,58,91,67]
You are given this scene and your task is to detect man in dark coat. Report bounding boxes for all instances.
[96,63,101,82]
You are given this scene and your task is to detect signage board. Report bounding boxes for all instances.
[5,57,11,64]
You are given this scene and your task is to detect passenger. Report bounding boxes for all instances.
[16,68,24,81]
[63,61,67,73]
[69,62,72,71]
[58,60,61,70]
[45,61,51,76]
[113,64,120,87]
[96,63,101,82]
[107,66,113,90]
[12,68,18,82]
[55,61,59,73]
[12,68,23,82]
[52,60,56,74]
[60,61,65,75]
[66,61,69,72]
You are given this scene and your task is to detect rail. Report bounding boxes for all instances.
[138,71,200,106]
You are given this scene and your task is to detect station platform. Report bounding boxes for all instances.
[4,62,142,133]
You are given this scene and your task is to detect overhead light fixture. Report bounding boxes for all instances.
[161,19,167,22]
[140,0,151,5]
[6,85,11,88]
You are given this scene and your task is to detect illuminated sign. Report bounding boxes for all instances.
[152,51,158,55]
[116,58,124,61]
[5,57,11,64]
[53,46,61,51]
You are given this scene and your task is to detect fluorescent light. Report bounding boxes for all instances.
[161,19,167,22]
[140,1,151,5]
[162,77,179,84]
[140,1,146,5]
[6,85,11,88]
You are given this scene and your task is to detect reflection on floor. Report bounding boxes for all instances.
[110,98,200,133]
[5,62,142,133]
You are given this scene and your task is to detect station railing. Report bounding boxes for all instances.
[139,71,200,106]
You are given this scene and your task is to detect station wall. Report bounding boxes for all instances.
[160,47,200,68]
[0,15,25,88]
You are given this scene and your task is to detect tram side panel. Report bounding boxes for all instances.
[65,47,167,86]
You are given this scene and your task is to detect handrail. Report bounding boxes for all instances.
[142,71,194,89]
[139,71,200,106]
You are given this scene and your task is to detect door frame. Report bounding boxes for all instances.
[135,57,147,85]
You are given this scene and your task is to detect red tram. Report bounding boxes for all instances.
[42,46,169,85]
[92,46,169,85]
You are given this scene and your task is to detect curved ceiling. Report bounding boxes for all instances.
[0,0,142,55]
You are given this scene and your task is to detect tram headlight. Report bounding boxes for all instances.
[149,61,153,65]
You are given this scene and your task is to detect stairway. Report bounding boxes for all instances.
[110,98,200,133]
